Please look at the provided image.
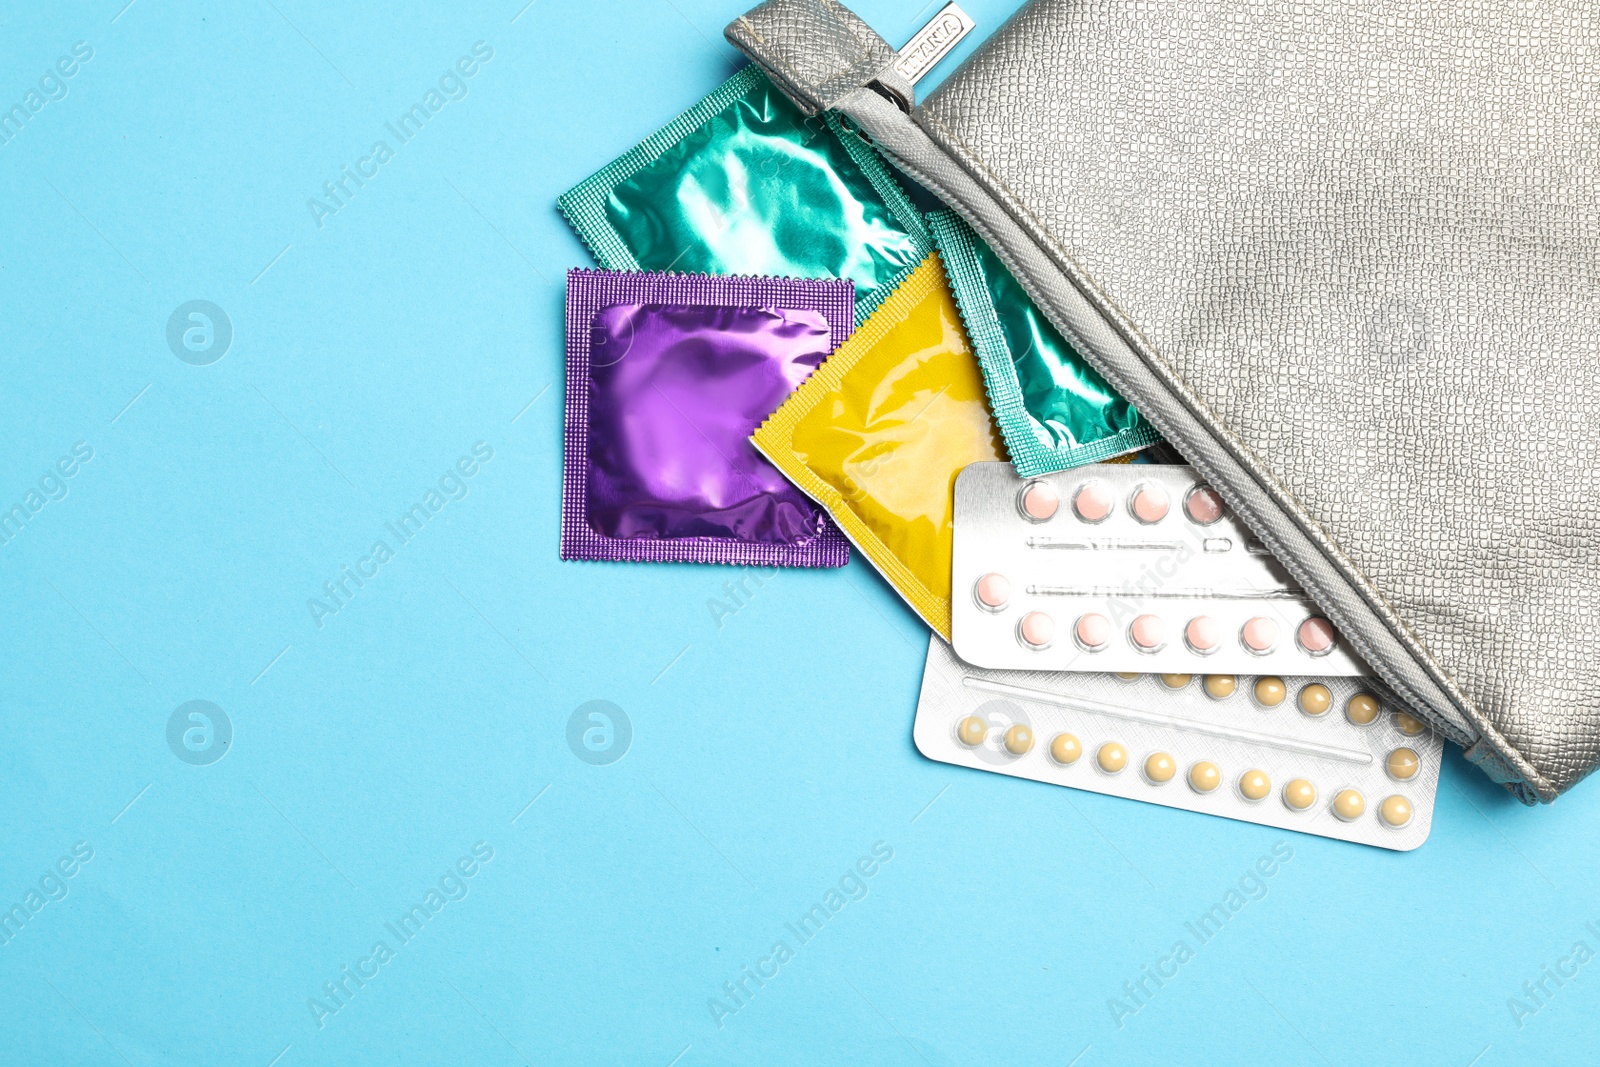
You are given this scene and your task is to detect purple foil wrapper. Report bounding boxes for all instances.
[562,270,854,566]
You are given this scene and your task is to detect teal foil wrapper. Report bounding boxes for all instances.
[558,65,929,323]
[928,210,1161,476]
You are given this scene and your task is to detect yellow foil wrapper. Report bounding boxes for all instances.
[752,256,1005,637]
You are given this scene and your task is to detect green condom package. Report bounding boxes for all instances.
[928,210,1162,476]
[559,65,929,322]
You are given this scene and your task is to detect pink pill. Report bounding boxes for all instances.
[1129,484,1170,524]
[1240,616,1280,654]
[1073,481,1113,523]
[1019,611,1056,649]
[1019,481,1059,521]
[1129,614,1166,652]
[1184,485,1224,525]
[1297,616,1337,655]
[1184,615,1221,654]
[1075,613,1112,651]
[974,573,1011,610]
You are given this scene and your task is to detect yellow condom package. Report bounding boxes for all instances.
[752,256,1005,637]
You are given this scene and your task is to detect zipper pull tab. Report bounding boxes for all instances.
[893,2,976,87]
[727,0,976,115]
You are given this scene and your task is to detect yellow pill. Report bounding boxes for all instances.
[1298,683,1332,717]
[1003,724,1035,756]
[1144,752,1177,784]
[1114,672,1141,681]
[1238,769,1272,801]
[1188,761,1222,794]
[1332,789,1366,821]
[1253,677,1287,708]
[1394,711,1426,736]
[1159,673,1192,690]
[1387,747,1420,781]
[957,716,987,747]
[1282,778,1317,811]
[1203,675,1237,699]
[1345,692,1379,726]
[1379,794,1414,828]
[1097,742,1129,774]
[1050,732,1083,765]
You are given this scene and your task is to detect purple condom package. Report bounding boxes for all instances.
[562,269,854,566]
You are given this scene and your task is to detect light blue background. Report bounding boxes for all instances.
[2,0,1597,1063]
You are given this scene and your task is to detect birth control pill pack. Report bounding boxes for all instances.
[951,462,1368,676]
[913,637,1442,850]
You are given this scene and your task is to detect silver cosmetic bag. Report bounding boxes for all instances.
[727,0,1600,802]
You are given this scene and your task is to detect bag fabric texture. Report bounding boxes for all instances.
[727,0,1600,802]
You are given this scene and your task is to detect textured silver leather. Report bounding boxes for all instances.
[726,0,908,113]
[727,0,1600,801]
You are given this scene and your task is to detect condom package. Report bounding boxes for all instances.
[562,269,855,566]
[752,256,1005,635]
[928,211,1160,477]
[559,65,931,322]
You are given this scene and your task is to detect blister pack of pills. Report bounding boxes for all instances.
[913,637,1443,850]
[951,461,1368,676]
